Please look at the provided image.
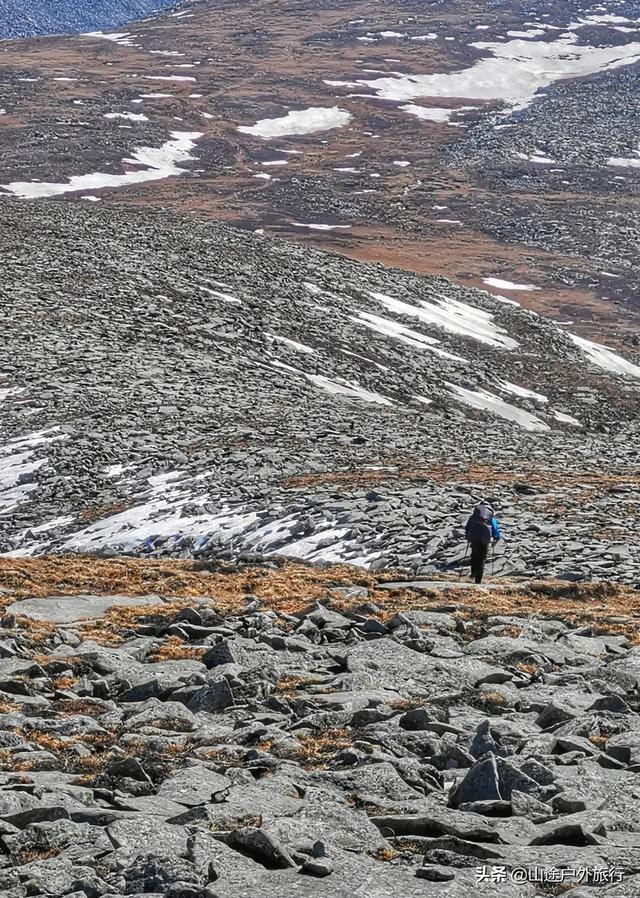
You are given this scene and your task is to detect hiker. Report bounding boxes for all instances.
[465,501,501,584]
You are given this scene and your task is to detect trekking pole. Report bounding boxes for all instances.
[490,543,495,577]
[459,543,469,581]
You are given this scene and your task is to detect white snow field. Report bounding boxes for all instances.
[238,107,353,139]
[326,33,640,111]
[292,222,351,231]
[2,132,202,198]
[0,430,66,514]
[568,333,640,379]
[498,381,549,404]
[608,142,640,168]
[446,384,551,431]
[369,291,519,350]
[350,311,467,362]
[400,104,477,123]
[104,112,149,122]
[483,277,540,291]
[270,360,393,405]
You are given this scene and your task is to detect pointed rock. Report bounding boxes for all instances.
[448,754,500,809]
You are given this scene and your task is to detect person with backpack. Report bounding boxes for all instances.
[465,501,501,584]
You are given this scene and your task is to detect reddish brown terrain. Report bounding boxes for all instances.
[1,0,639,346]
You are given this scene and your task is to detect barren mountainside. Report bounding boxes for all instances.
[1,3,640,898]
[0,0,177,38]
[1,200,639,582]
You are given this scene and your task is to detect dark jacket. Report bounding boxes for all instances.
[465,505,501,543]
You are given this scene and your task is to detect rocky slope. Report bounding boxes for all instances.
[0,559,637,897]
[1,0,639,341]
[0,0,178,39]
[1,200,639,582]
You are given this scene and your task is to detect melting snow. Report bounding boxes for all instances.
[326,34,640,111]
[265,333,316,354]
[145,75,197,82]
[271,361,392,405]
[400,104,476,122]
[0,429,65,514]
[198,286,241,305]
[292,222,351,231]
[370,291,519,350]
[447,383,550,431]
[2,132,202,198]
[238,107,352,139]
[351,311,466,361]
[84,31,135,46]
[568,333,640,379]
[499,381,548,403]
[553,410,581,426]
[104,112,149,122]
[483,277,540,291]
[608,143,640,168]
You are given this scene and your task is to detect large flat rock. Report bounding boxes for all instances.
[8,593,164,623]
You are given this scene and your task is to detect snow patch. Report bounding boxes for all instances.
[326,34,640,111]
[351,311,466,361]
[370,291,519,350]
[104,112,149,122]
[447,383,550,431]
[2,132,202,198]
[265,333,316,354]
[483,277,540,291]
[271,361,392,406]
[400,104,476,122]
[498,381,548,403]
[292,222,351,231]
[568,333,640,379]
[238,107,352,139]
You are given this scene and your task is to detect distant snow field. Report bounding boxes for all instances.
[447,384,550,431]
[104,112,149,122]
[568,333,640,379]
[400,104,477,123]
[369,290,519,350]
[608,142,640,168]
[2,132,202,199]
[483,277,540,291]
[292,222,351,231]
[326,33,640,112]
[238,107,352,139]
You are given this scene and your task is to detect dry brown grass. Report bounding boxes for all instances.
[481,691,508,707]
[0,556,387,610]
[51,676,78,690]
[16,847,61,865]
[293,728,352,768]
[12,616,56,649]
[147,636,206,663]
[282,461,640,497]
[1,557,639,649]
[373,847,401,862]
[513,661,540,677]
[0,699,18,714]
[273,675,315,699]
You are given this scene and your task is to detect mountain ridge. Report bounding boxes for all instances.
[0,0,180,39]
